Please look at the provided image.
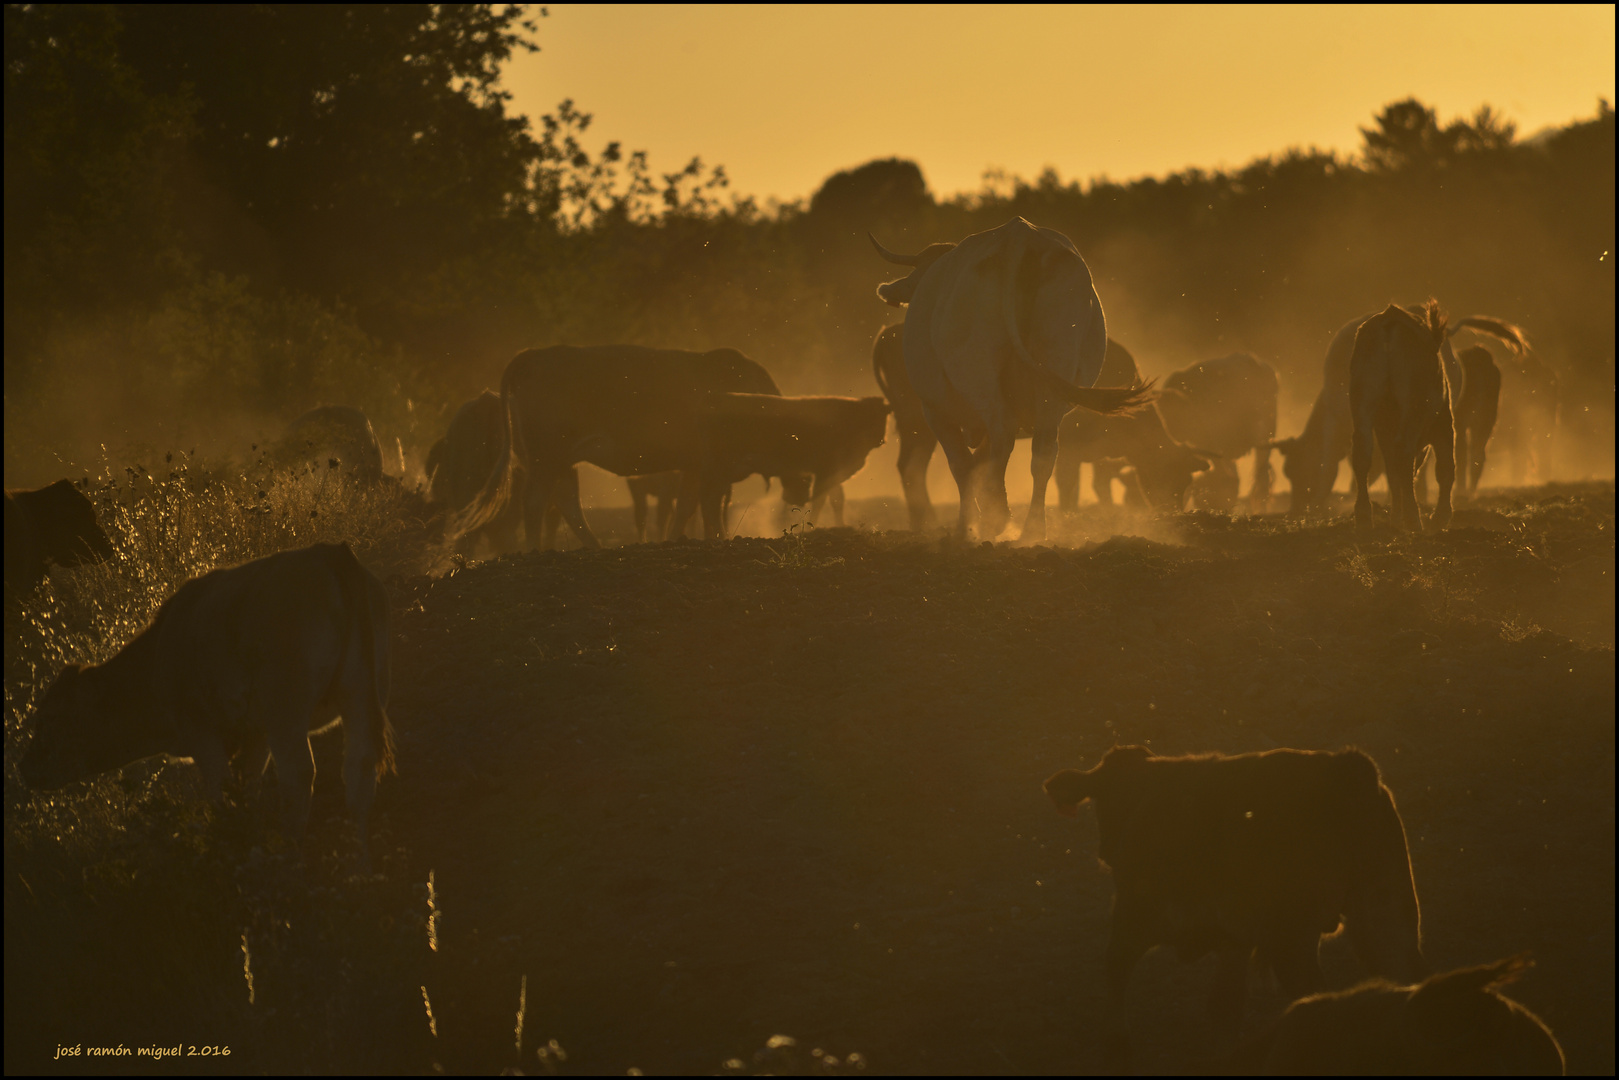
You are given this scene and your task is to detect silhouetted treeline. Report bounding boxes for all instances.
[4,4,1613,481]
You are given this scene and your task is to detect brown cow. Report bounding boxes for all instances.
[1054,341,1212,512]
[673,393,889,540]
[22,542,394,868]
[871,323,938,531]
[1454,345,1503,497]
[1156,353,1280,511]
[1350,301,1461,531]
[453,345,782,549]
[1244,955,1564,1075]
[4,479,116,600]
[1044,745,1424,1043]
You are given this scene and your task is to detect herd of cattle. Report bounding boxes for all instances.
[4,216,1577,1072]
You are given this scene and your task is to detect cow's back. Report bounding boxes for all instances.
[503,345,782,475]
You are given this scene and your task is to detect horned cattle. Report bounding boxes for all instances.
[4,479,116,600]
[871,218,1151,541]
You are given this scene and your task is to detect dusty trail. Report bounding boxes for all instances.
[374,486,1613,1074]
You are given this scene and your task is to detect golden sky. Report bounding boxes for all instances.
[502,4,1616,203]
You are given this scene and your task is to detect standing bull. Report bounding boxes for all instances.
[1156,352,1280,511]
[1453,345,1503,497]
[871,218,1151,541]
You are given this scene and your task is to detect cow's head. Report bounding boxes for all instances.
[21,663,161,790]
[1044,744,1154,816]
[34,480,116,567]
[869,234,956,308]
[1136,444,1215,511]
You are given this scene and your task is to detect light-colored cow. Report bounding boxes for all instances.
[871,218,1151,541]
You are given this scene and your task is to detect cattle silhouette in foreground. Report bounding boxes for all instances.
[1242,955,1564,1075]
[22,543,395,868]
[4,479,116,600]
[1274,311,1529,517]
[871,218,1152,541]
[453,345,782,549]
[1350,301,1461,532]
[281,404,385,484]
[1054,339,1213,512]
[673,393,889,540]
[1044,745,1424,1052]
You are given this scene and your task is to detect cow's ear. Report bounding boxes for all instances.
[1043,769,1091,816]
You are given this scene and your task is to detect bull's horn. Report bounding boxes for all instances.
[868,232,922,267]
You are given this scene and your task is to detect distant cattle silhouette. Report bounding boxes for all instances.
[1243,955,1564,1075]
[281,405,385,483]
[1495,352,1560,485]
[1044,745,1424,1049]
[671,393,889,540]
[453,345,783,550]
[871,218,1151,540]
[1454,345,1503,496]
[1156,352,1280,511]
[1054,340,1212,512]
[1350,301,1461,531]
[4,479,116,600]
[22,542,394,868]
[1274,312,1528,516]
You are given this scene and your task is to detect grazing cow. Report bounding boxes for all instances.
[1053,339,1213,512]
[4,479,117,600]
[673,393,890,540]
[453,345,782,549]
[21,542,395,866]
[1157,353,1280,511]
[871,218,1152,541]
[1245,955,1564,1076]
[1350,301,1463,531]
[281,405,385,483]
[1454,345,1502,496]
[1495,352,1560,485]
[1274,312,1528,517]
[1043,746,1424,1040]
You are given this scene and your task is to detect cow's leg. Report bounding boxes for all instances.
[521,471,557,550]
[829,483,845,527]
[1021,425,1060,542]
[653,492,675,542]
[631,487,649,543]
[1351,391,1379,529]
[699,474,729,541]
[1093,459,1120,506]
[264,724,317,844]
[1465,424,1488,495]
[897,430,938,530]
[975,430,1017,540]
[551,466,600,549]
[1431,418,1457,530]
[1053,444,1081,513]
[192,737,234,804]
[667,471,702,540]
[929,417,979,540]
[1249,445,1273,510]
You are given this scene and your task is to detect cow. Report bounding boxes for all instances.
[1156,352,1280,511]
[871,218,1152,541]
[627,471,683,543]
[1350,301,1463,531]
[1274,312,1528,517]
[452,345,782,550]
[1053,339,1214,512]
[670,393,890,540]
[1244,955,1565,1076]
[21,542,395,867]
[281,405,385,484]
[1454,345,1502,497]
[1043,745,1424,1047]
[4,479,117,601]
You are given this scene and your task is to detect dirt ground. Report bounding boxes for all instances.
[370,484,1613,1074]
[5,483,1613,1075]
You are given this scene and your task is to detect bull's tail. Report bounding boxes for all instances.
[1447,316,1531,357]
[450,371,526,546]
[325,543,396,780]
[997,228,1153,416]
